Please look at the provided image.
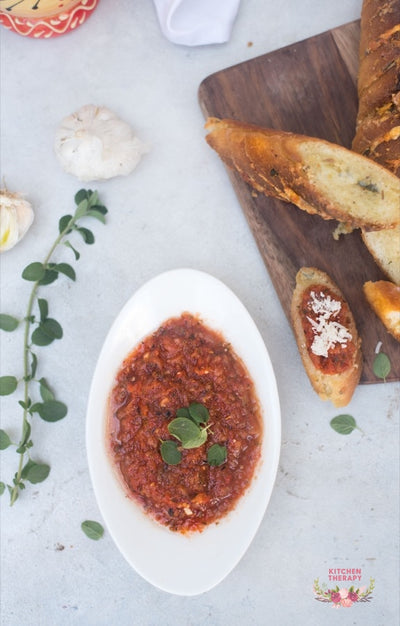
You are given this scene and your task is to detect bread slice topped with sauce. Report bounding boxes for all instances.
[291,267,362,407]
[205,117,400,231]
[363,280,400,342]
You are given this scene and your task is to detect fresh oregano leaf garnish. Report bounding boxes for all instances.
[330,414,362,435]
[187,402,210,426]
[207,443,227,466]
[373,352,391,380]
[160,440,182,465]
[81,520,105,540]
[161,402,227,467]
[168,417,207,449]
[0,189,108,505]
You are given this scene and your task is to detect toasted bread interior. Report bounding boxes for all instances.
[362,226,400,285]
[298,141,400,225]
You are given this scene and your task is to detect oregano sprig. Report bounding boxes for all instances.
[0,189,108,505]
[160,402,227,467]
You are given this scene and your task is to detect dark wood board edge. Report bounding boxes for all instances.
[198,21,400,383]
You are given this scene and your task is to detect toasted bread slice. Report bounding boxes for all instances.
[291,267,362,407]
[363,280,400,341]
[205,117,400,231]
[362,226,400,285]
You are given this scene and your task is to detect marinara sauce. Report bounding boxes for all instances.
[108,313,263,533]
[301,285,356,374]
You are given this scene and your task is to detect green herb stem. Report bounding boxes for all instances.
[2,191,107,505]
[10,217,76,506]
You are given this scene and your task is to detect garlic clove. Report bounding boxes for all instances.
[0,189,34,252]
[54,104,149,182]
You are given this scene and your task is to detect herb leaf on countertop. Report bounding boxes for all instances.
[81,520,105,540]
[330,414,362,435]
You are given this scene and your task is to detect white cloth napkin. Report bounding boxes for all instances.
[152,0,241,46]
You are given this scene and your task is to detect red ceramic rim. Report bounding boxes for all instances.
[0,0,99,38]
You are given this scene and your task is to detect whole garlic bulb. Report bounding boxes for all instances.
[54,104,148,182]
[0,189,34,253]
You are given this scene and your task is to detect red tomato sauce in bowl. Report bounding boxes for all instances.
[107,313,263,533]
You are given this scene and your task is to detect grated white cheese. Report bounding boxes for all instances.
[307,290,352,358]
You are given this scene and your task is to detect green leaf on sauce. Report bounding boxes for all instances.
[161,402,227,466]
[81,520,104,541]
[188,402,210,426]
[207,443,227,466]
[168,417,207,449]
[373,352,391,380]
[160,440,182,465]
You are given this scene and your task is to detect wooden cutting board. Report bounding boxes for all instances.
[198,20,400,384]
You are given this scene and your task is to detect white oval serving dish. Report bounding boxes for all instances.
[86,268,281,595]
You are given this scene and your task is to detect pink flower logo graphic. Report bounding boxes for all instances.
[313,578,375,607]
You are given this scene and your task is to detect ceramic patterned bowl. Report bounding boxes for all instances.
[0,0,99,38]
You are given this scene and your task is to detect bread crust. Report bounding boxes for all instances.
[363,280,400,341]
[291,267,362,407]
[353,0,400,281]
[359,0,400,56]
[205,117,400,230]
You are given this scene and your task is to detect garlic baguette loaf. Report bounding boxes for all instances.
[352,0,400,175]
[205,117,400,230]
[291,267,362,407]
[352,0,400,284]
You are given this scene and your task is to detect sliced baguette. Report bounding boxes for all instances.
[205,117,400,231]
[291,267,362,407]
[362,225,400,285]
[363,279,400,341]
